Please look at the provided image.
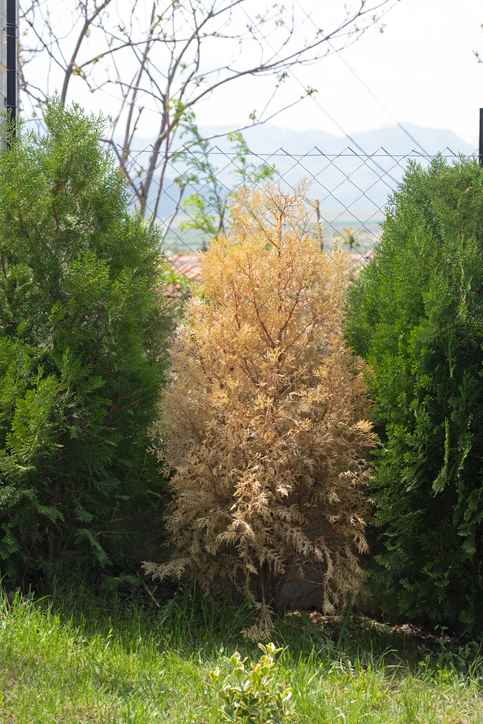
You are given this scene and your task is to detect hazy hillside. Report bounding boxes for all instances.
[201,123,475,156]
[151,123,476,250]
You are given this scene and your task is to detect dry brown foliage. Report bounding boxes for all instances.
[145,187,376,621]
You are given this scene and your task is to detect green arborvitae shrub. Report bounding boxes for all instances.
[0,104,171,586]
[346,158,483,633]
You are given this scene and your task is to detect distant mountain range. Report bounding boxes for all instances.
[150,123,476,250]
[200,123,476,156]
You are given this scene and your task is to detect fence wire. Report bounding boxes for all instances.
[152,145,476,265]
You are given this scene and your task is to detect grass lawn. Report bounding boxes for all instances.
[0,587,481,723]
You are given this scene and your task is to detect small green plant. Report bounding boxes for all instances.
[208,643,293,723]
[335,226,361,251]
[173,114,275,248]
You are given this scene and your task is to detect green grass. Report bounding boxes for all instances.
[0,587,482,723]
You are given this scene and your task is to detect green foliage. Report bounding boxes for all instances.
[0,103,171,585]
[173,114,275,246]
[346,158,483,633]
[208,643,293,723]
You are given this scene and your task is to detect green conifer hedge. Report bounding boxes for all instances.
[0,105,171,586]
[346,158,483,633]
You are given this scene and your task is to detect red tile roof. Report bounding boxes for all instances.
[169,254,202,282]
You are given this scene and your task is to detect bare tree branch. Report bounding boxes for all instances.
[19,0,398,231]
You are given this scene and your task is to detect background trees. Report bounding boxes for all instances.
[19,0,396,224]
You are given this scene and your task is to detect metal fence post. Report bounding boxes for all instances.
[1,0,17,150]
[479,108,483,168]
[6,0,17,145]
[0,0,6,151]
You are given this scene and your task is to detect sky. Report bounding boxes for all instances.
[194,0,483,147]
[21,0,483,148]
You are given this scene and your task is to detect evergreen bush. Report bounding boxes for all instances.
[0,104,171,586]
[346,158,483,633]
[146,188,376,630]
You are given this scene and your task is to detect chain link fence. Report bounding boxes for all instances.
[155,144,476,272]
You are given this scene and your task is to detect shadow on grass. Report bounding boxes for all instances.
[21,583,482,679]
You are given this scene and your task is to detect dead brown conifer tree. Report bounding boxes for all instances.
[146,187,376,630]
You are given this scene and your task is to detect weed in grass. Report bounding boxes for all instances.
[207,643,293,722]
